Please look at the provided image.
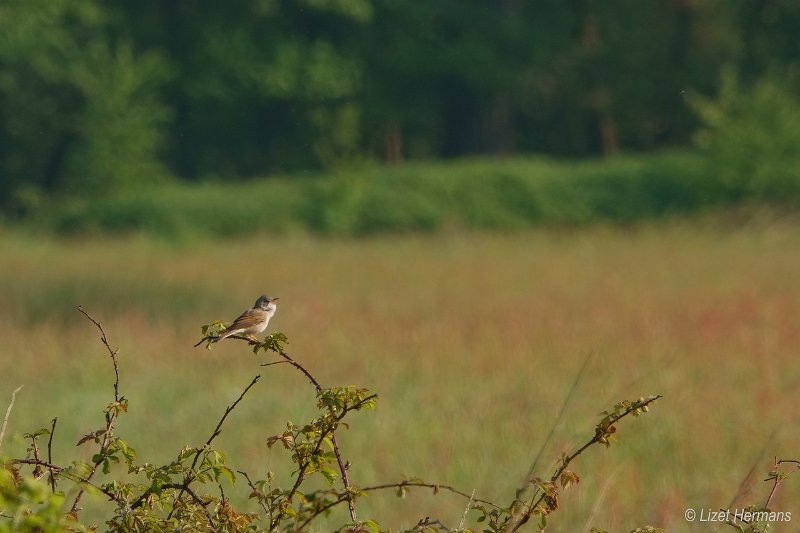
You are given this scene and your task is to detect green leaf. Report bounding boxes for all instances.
[363,519,381,533]
[178,446,196,461]
[281,500,297,517]
[320,465,338,485]
[214,465,236,485]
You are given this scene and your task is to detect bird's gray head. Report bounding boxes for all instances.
[255,295,279,310]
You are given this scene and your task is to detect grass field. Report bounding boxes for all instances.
[1,218,799,532]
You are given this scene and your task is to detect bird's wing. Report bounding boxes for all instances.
[224,308,264,332]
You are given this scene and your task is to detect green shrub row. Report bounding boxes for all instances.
[22,149,797,238]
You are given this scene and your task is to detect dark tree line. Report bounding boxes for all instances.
[0,0,798,212]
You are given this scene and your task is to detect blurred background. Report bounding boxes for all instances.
[0,0,799,231]
[1,1,800,531]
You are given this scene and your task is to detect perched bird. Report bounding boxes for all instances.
[218,295,279,341]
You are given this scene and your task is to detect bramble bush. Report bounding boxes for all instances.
[1,308,792,532]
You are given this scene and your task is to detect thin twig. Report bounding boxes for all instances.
[193,336,212,348]
[277,348,322,391]
[506,352,592,529]
[275,348,359,521]
[71,307,125,514]
[363,481,498,508]
[273,393,377,528]
[720,457,800,532]
[77,306,120,402]
[764,457,781,510]
[252,339,362,523]
[193,332,257,348]
[712,429,778,533]
[238,470,272,520]
[260,360,291,368]
[176,483,214,516]
[331,431,357,521]
[200,333,324,389]
[47,417,57,493]
[765,458,800,509]
[507,394,663,532]
[0,385,23,449]
[194,375,261,471]
[12,458,65,471]
[203,333,366,523]
[413,517,449,530]
[166,375,260,521]
[133,482,215,524]
[26,431,46,481]
[297,481,500,530]
[11,459,119,502]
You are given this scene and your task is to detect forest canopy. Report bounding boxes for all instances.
[1,0,798,214]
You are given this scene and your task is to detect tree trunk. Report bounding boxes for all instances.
[384,125,403,163]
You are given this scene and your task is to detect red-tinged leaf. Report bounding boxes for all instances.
[560,470,580,489]
[5,465,22,485]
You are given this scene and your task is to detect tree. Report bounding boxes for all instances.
[0,0,171,213]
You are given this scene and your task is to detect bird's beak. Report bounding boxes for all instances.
[271,297,280,302]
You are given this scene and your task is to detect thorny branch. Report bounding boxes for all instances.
[270,348,360,522]
[272,390,378,529]
[71,307,126,514]
[238,470,272,521]
[10,458,118,502]
[507,394,663,532]
[203,332,362,523]
[47,417,57,493]
[166,375,261,522]
[78,306,120,403]
[765,458,800,509]
[297,481,500,531]
[2,310,674,532]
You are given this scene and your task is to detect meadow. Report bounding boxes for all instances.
[1,217,799,531]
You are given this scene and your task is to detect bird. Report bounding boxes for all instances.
[217,295,279,341]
